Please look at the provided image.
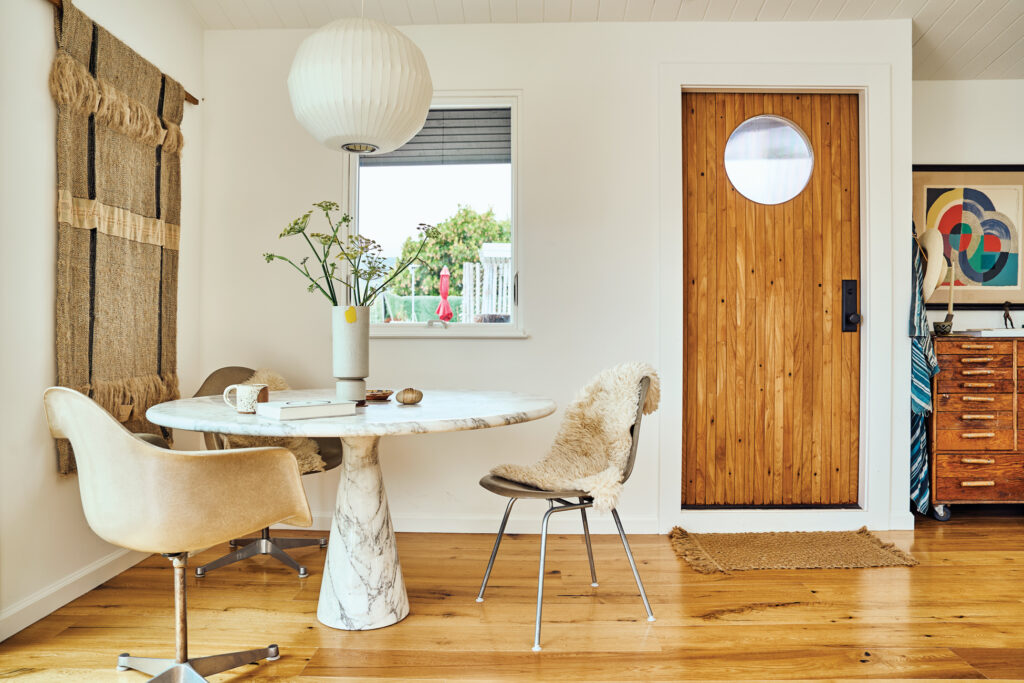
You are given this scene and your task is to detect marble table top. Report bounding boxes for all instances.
[147,389,557,438]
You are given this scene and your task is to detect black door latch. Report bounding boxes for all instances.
[842,279,861,332]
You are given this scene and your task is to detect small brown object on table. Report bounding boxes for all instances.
[396,388,423,405]
[930,335,1024,521]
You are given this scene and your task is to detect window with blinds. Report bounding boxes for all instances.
[359,108,511,167]
[357,104,517,331]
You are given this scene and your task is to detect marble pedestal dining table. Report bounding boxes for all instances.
[147,389,555,631]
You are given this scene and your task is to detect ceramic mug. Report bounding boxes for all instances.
[223,383,269,414]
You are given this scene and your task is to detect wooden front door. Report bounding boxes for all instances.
[682,92,861,507]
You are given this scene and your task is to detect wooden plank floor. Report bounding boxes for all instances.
[2,507,1023,680]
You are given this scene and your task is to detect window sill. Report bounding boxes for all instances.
[370,324,528,339]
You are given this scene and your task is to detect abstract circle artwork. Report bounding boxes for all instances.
[926,186,1021,288]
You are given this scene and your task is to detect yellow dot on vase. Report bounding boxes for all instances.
[345,306,358,323]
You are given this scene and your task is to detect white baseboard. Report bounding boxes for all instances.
[0,547,146,642]
[276,511,660,535]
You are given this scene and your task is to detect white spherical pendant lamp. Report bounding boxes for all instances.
[287,17,433,154]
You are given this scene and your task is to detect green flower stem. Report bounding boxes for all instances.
[271,255,334,303]
[321,207,349,304]
[300,230,337,304]
[361,264,373,306]
[336,245,361,306]
[353,249,365,306]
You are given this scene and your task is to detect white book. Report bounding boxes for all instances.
[958,329,1024,337]
[256,399,357,420]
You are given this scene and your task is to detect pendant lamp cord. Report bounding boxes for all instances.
[360,0,364,18]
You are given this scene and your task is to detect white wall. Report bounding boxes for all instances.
[916,80,1024,331]
[0,0,204,641]
[202,20,914,536]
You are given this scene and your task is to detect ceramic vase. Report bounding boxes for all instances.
[332,305,369,401]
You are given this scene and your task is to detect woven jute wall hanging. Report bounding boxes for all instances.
[49,1,186,473]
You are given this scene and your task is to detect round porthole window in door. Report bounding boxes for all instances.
[724,115,814,205]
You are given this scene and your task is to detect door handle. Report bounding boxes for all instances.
[842,279,861,332]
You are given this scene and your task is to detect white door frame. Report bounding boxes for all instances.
[656,62,913,533]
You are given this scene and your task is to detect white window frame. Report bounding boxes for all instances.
[344,91,525,339]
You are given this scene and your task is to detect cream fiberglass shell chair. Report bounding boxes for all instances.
[476,376,655,651]
[191,366,342,578]
[43,387,312,682]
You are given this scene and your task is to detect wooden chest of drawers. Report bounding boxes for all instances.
[931,336,1024,518]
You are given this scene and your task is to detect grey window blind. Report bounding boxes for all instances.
[359,108,511,167]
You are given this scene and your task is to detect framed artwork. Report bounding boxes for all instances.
[915,165,1024,310]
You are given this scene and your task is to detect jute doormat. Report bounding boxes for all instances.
[669,526,917,574]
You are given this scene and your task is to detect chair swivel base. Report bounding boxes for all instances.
[195,528,326,578]
[117,644,279,682]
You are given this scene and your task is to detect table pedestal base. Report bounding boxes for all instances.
[316,436,409,630]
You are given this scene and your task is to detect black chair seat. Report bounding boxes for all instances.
[479,474,588,500]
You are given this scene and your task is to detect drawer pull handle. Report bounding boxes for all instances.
[961,457,996,464]
[961,432,996,438]
[961,414,995,420]
[961,344,994,350]
[961,480,996,487]
[961,357,996,363]
[963,382,996,388]
[962,370,995,376]
[962,396,994,402]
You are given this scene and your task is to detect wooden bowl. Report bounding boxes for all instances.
[365,389,393,402]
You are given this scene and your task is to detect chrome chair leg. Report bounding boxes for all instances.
[196,527,321,577]
[118,554,280,681]
[188,645,280,677]
[116,654,174,676]
[274,536,327,550]
[580,500,598,587]
[477,498,517,602]
[266,543,309,578]
[479,498,615,651]
[533,505,557,652]
[194,541,263,576]
[611,508,655,622]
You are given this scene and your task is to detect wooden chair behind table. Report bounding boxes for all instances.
[190,366,343,578]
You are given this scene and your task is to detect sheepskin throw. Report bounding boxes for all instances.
[50,1,188,473]
[491,362,660,511]
[221,370,325,474]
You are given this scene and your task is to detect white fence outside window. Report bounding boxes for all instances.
[462,242,513,323]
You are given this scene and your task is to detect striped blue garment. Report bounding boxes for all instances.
[911,337,937,416]
[910,236,940,515]
[910,411,930,514]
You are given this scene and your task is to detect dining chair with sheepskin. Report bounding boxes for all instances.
[475,362,659,651]
[42,386,312,681]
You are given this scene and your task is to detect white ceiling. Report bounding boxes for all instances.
[188,0,1024,80]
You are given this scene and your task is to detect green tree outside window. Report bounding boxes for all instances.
[388,205,511,297]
